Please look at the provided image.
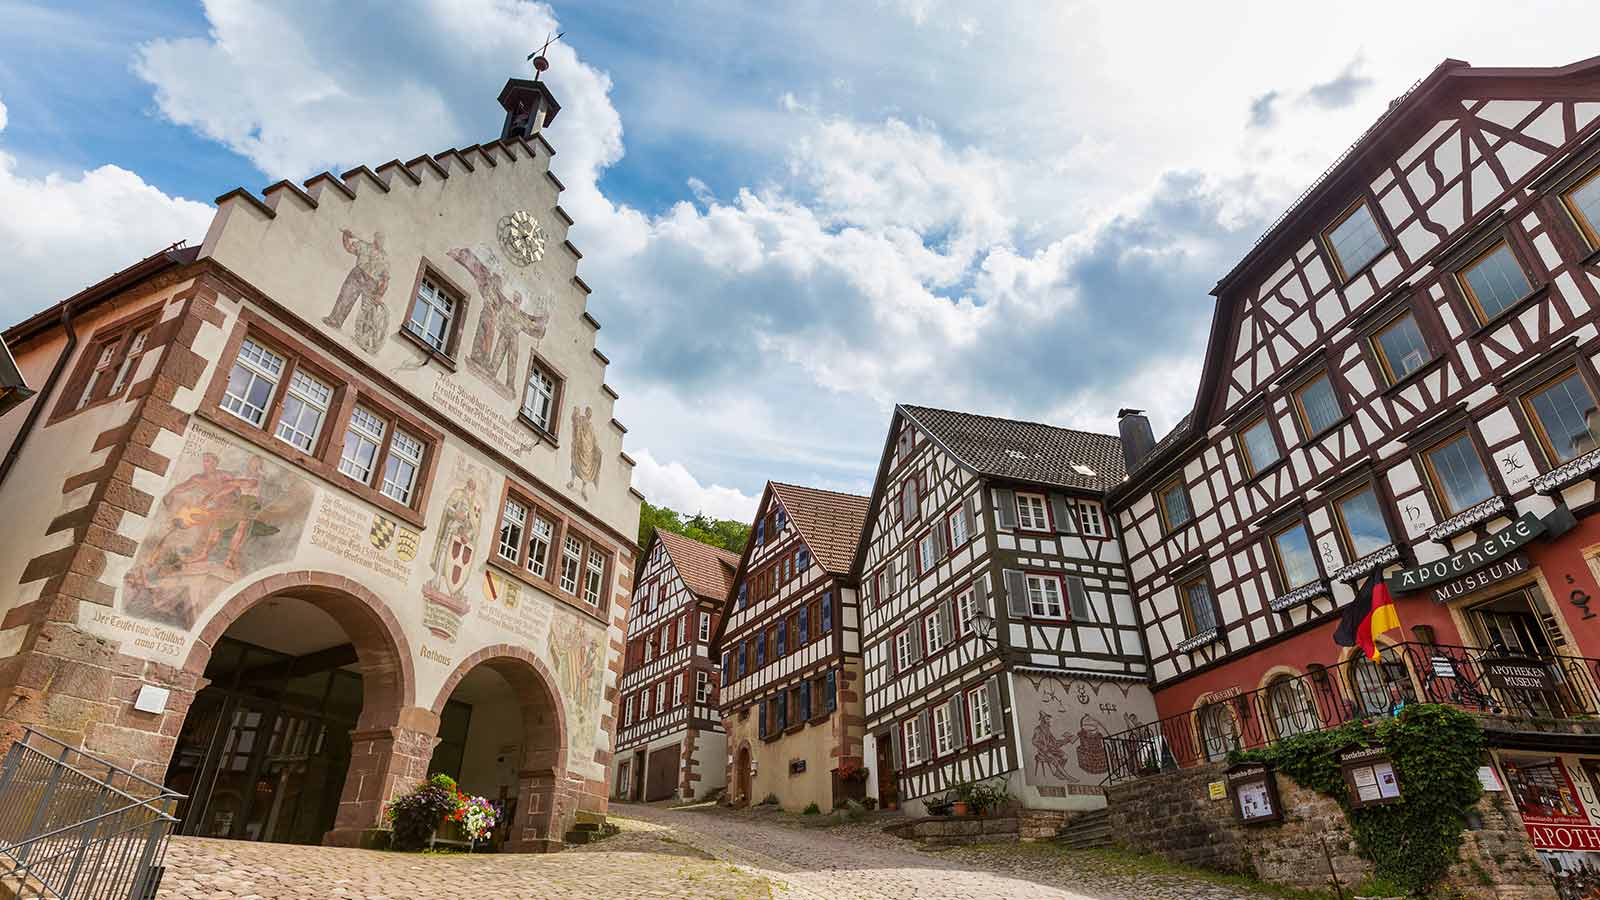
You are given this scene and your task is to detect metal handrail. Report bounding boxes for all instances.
[1103,642,1600,784]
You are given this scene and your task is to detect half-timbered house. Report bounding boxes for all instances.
[1101,56,1600,881]
[614,530,737,802]
[713,482,869,811]
[854,405,1155,818]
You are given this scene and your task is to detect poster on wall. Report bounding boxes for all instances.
[1504,755,1590,826]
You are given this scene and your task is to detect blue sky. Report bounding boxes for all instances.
[1,1,1593,521]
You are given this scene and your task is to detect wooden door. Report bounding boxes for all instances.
[875,733,899,809]
[736,746,752,806]
[646,746,680,802]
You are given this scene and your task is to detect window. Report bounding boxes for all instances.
[925,611,946,655]
[1271,523,1318,590]
[107,327,151,397]
[406,275,457,353]
[956,589,984,637]
[895,630,913,671]
[1265,676,1317,739]
[1016,493,1050,531]
[873,571,888,610]
[521,360,560,433]
[903,717,928,766]
[968,685,995,742]
[918,531,939,572]
[1197,701,1238,762]
[645,638,654,662]
[720,653,731,686]
[1563,167,1600,248]
[933,703,956,756]
[1158,480,1192,531]
[947,508,969,546]
[1294,373,1342,437]
[1237,416,1280,476]
[1334,486,1391,559]
[698,613,712,642]
[221,338,285,427]
[498,498,527,562]
[1371,311,1430,384]
[655,681,667,714]
[1180,577,1218,636]
[1457,240,1532,321]
[74,340,120,411]
[1026,574,1065,619]
[671,673,683,708]
[1078,502,1105,537]
[526,514,554,578]
[66,319,157,415]
[796,547,810,571]
[381,428,425,504]
[339,405,386,483]
[1423,433,1495,515]
[1322,200,1386,280]
[624,694,635,726]
[1524,369,1600,464]
[559,535,583,594]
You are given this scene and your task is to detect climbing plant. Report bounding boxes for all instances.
[1234,704,1484,896]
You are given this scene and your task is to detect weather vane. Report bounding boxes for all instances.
[528,31,564,81]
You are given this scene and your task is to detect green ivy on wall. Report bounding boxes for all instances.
[1234,704,1484,896]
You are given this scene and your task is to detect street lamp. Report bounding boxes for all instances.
[972,608,996,648]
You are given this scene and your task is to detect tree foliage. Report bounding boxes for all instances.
[638,500,749,555]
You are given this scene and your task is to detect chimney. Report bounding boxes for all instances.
[497,78,562,142]
[1117,408,1155,473]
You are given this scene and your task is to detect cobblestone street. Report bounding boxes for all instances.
[156,803,1297,899]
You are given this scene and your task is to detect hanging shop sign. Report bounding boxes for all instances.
[1225,762,1282,824]
[1386,507,1576,603]
[1338,745,1402,809]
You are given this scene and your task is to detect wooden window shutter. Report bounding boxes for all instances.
[942,599,956,645]
[1050,494,1073,534]
[1067,576,1090,621]
[949,697,967,748]
[910,622,924,662]
[917,708,932,753]
[890,723,904,768]
[1002,568,1028,617]
[985,675,1004,734]
[932,522,947,560]
[973,576,989,619]
[994,488,1018,529]
[962,495,978,537]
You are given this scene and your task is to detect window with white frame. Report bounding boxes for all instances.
[645,639,654,662]
[107,327,150,397]
[273,368,332,453]
[624,694,635,726]
[895,629,913,671]
[698,613,711,642]
[655,680,667,713]
[658,627,669,655]
[933,703,956,756]
[381,429,424,504]
[947,508,969,546]
[968,686,995,741]
[956,588,979,636]
[526,514,553,578]
[696,671,711,704]
[1078,502,1105,537]
[75,340,119,411]
[339,405,386,483]
[1016,493,1049,530]
[559,535,583,594]
[924,611,946,655]
[522,362,559,432]
[903,716,928,766]
[918,531,938,572]
[406,276,456,353]
[498,498,527,562]
[582,548,606,606]
[1026,574,1065,618]
[672,673,683,708]
[221,338,286,427]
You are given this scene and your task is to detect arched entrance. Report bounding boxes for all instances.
[735,744,752,807]
[162,572,416,847]
[432,645,567,852]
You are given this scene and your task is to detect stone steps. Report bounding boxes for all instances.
[563,817,620,847]
[1054,809,1113,850]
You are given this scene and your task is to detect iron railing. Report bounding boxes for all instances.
[1104,642,1600,783]
[0,728,184,899]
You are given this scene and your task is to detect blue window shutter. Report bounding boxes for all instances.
[756,520,765,545]
[799,606,809,640]
[759,700,768,737]
[822,591,834,632]
[825,670,837,712]
[777,697,787,730]
[800,681,811,719]
[777,624,787,657]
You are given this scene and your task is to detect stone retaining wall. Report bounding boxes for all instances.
[1105,762,1554,899]
[886,814,1019,847]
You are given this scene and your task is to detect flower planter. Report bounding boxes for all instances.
[952,801,970,817]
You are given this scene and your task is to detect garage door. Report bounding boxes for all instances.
[646,746,679,802]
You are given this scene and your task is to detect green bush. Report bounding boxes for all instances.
[1233,704,1483,896]
[802,802,821,816]
[761,793,780,806]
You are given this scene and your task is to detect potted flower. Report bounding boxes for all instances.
[951,781,976,817]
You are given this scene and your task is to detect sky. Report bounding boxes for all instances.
[0,1,1593,523]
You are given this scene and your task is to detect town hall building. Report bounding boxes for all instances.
[0,71,641,851]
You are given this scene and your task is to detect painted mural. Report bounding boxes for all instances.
[1014,673,1157,796]
[449,244,550,400]
[547,613,604,759]
[122,427,313,630]
[568,405,602,499]
[323,228,391,355]
[422,458,487,641]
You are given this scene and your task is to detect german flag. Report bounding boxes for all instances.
[1334,572,1401,662]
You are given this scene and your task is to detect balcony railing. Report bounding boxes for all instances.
[1104,642,1600,784]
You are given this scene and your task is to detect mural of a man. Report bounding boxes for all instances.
[323,229,390,354]
[1030,710,1079,782]
[449,245,549,398]
[568,405,602,500]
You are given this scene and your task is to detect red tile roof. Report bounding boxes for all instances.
[655,530,740,601]
[769,482,871,576]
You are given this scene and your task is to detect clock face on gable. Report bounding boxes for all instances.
[498,210,547,267]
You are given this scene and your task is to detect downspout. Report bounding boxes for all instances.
[0,303,77,490]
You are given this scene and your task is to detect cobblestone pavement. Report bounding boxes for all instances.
[156,805,1293,899]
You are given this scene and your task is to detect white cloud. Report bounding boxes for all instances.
[631,449,760,522]
[0,95,7,132]
[0,96,213,328]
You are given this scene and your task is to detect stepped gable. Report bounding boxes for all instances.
[656,530,740,601]
[900,404,1126,492]
[768,482,871,576]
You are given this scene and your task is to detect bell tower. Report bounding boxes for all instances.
[498,34,563,141]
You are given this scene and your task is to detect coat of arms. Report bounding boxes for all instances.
[422,468,484,641]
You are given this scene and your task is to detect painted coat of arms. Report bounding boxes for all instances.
[422,462,486,641]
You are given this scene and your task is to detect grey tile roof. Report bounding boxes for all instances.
[899,404,1126,492]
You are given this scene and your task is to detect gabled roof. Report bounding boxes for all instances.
[768,482,871,576]
[900,404,1127,493]
[654,529,740,602]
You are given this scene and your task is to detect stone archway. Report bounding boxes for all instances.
[179,571,423,848]
[432,644,569,852]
